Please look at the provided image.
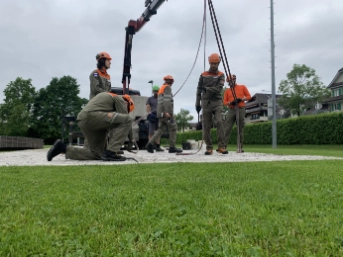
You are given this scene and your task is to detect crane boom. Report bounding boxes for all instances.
[121,0,167,94]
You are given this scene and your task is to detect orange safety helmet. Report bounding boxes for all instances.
[226,74,236,82]
[163,75,174,81]
[122,94,135,113]
[96,52,112,61]
[208,53,221,63]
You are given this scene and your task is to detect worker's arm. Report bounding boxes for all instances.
[243,86,252,101]
[163,86,173,116]
[204,73,225,95]
[195,75,203,107]
[223,89,230,106]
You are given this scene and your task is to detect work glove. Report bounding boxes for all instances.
[237,98,243,103]
[230,100,238,106]
[196,105,201,113]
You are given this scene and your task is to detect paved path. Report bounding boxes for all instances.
[0,148,341,166]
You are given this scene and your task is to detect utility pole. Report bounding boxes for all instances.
[148,80,154,96]
[270,0,277,148]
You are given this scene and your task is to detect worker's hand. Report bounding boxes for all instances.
[196,105,201,113]
[237,98,243,103]
[230,100,237,106]
[164,112,171,118]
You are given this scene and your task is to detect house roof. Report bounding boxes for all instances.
[327,67,343,89]
[324,95,343,103]
[245,93,282,108]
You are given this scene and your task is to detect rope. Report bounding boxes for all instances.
[132,1,207,156]
[173,0,207,97]
[175,0,207,156]
[126,157,139,163]
[127,141,139,154]
[207,0,242,153]
[132,0,207,126]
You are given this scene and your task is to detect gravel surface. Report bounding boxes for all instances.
[0,147,341,166]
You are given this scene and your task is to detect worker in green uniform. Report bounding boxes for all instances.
[47,92,135,162]
[195,53,227,155]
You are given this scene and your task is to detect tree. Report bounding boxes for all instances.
[278,64,330,116]
[175,108,194,132]
[31,76,88,143]
[0,77,37,136]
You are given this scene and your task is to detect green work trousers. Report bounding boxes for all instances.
[149,117,177,147]
[202,102,225,150]
[66,112,132,160]
[223,107,245,149]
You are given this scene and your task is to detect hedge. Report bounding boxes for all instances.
[176,111,343,145]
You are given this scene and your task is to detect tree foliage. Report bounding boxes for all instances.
[31,76,88,143]
[278,64,331,116]
[0,77,36,136]
[175,109,194,132]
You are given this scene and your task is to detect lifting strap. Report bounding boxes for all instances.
[207,0,242,153]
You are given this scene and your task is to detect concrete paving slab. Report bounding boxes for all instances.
[0,148,342,167]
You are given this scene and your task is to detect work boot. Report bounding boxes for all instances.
[155,144,164,152]
[216,148,228,154]
[101,150,126,161]
[146,142,154,153]
[118,150,124,154]
[204,149,213,155]
[47,139,66,161]
[168,147,183,153]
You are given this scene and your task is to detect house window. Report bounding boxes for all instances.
[333,103,341,111]
[333,89,340,97]
[251,113,260,120]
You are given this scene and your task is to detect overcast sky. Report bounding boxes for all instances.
[1,0,342,121]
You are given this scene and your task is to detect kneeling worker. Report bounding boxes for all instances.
[146,75,182,154]
[47,92,135,162]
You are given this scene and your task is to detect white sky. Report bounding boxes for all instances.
[1,0,342,121]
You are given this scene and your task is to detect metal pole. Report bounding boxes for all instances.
[148,80,153,96]
[270,0,277,148]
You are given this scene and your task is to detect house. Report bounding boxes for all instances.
[325,67,343,112]
[245,93,285,124]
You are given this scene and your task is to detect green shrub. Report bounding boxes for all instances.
[176,111,343,145]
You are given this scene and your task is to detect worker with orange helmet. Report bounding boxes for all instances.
[47,92,135,162]
[89,51,112,100]
[84,52,113,150]
[146,85,164,152]
[223,74,251,152]
[145,75,182,154]
[195,53,226,155]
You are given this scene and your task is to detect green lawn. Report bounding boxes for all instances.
[1,161,343,256]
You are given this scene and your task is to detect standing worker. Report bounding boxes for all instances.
[146,85,164,152]
[83,52,113,150]
[146,75,182,154]
[223,74,251,152]
[195,53,226,155]
[47,92,135,162]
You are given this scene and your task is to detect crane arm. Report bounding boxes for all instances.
[121,0,167,94]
